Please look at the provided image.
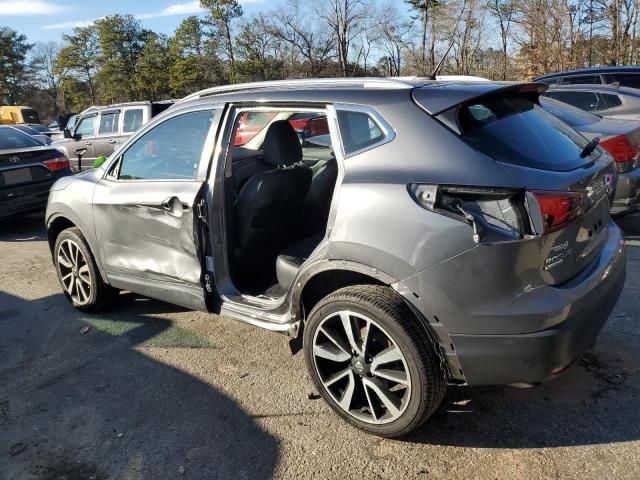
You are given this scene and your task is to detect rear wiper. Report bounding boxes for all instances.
[580,137,600,158]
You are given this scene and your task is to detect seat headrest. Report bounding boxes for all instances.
[263,120,302,166]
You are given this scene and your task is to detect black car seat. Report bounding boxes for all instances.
[233,120,312,287]
[304,155,338,235]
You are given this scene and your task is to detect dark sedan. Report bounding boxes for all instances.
[540,96,640,215]
[0,125,72,219]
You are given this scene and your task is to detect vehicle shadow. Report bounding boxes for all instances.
[0,290,279,479]
[407,247,640,449]
[0,212,47,242]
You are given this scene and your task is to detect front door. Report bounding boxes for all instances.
[93,107,220,311]
[69,113,98,171]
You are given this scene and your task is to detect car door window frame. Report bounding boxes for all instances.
[74,113,98,138]
[331,103,396,158]
[103,105,222,184]
[96,109,121,137]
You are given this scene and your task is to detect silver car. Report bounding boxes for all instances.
[543,84,640,120]
[45,79,626,437]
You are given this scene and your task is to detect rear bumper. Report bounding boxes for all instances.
[400,223,626,386]
[0,172,71,219]
[612,168,640,215]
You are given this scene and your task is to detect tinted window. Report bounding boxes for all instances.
[546,91,600,111]
[75,116,97,136]
[99,112,120,134]
[0,127,41,149]
[458,95,592,171]
[537,78,558,86]
[21,108,40,123]
[600,93,623,108]
[538,96,600,126]
[118,110,215,181]
[337,110,385,155]
[610,73,640,88]
[561,74,602,85]
[123,108,144,133]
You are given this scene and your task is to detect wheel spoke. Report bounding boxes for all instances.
[78,265,91,285]
[76,278,88,302]
[58,246,73,268]
[361,320,372,356]
[322,367,351,388]
[66,275,75,296]
[371,345,403,370]
[313,343,351,363]
[339,312,360,355]
[338,371,356,411]
[363,377,401,418]
[371,368,409,386]
[72,242,80,266]
[319,327,350,355]
[363,383,378,422]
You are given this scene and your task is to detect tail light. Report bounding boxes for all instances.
[599,134,640,173]
[528,191,584,234]
[42,156,70,171]
[409,184,588,242]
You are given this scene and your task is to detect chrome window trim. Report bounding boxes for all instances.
[332,103,396,159]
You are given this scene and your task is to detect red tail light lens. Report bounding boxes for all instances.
[531,190,584,234]
[599,134,640,172]
[42,156,70,171]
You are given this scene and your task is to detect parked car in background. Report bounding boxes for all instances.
[542,84,640,120]
[536,66,640,89]
[0,105,41,124]
[233,111,328,146]
[9,124,53,145]
[0,125,71,219]
[539,96,640,215]
[53,101,173,170]
[46,78,625,438]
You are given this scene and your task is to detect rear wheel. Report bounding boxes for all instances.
[303,285,446,437]
[54,227,117,312]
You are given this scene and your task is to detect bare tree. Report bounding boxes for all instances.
[488,0,515,79]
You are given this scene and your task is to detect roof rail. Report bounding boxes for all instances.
[175,77,414,104]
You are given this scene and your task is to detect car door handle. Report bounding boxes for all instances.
[161,196,189,216]
[83,141,92,146]
[108,139,117,144]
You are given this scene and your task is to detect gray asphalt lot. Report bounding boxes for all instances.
[1,213,639,479]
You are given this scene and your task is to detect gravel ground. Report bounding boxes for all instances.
[1,213,639,480]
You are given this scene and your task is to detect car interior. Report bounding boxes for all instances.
[225,108,339,297]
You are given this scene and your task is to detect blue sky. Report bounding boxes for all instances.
[0,0,277,42]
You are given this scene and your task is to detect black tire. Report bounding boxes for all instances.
[54,227,118,312]
[303,284,446,438]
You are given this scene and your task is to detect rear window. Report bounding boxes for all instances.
[561,74,602,85]
[21,108,40,124]
[546,91,601,111]
[610,73,640,88]
[538,96,600,126]
[0,127,41,149]
[601,93,622,108]
[457,95,593,171]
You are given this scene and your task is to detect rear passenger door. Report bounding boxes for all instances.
[92,106,221,311]
[93,109,121,159]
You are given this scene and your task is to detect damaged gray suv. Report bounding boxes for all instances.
[46,79,626,437]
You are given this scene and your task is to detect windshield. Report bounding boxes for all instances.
[457,94,594,172]
[539,96,600,126]
[0,127,41,149]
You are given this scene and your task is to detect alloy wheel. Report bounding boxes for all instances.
[57,239,92,305]
[312,310,412,424]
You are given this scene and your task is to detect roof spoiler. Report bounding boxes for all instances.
[413,82,549,116]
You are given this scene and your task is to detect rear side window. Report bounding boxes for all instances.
[546,91,600,111]
[117,110,215,180]
[336,110,385,155]
[600,93,622,108]
[610,73,640,88]
[99,112,120,134]
[561,74,602,85]
[0,127,41,149]
[457,95,592,171]
[538,96,600,126]
[123,108,144,133]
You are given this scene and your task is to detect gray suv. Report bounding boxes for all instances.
[53,101,173,170]
[45,79,626,437]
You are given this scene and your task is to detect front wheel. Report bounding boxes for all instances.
[303,285,446,438]
[54,227,117,312]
